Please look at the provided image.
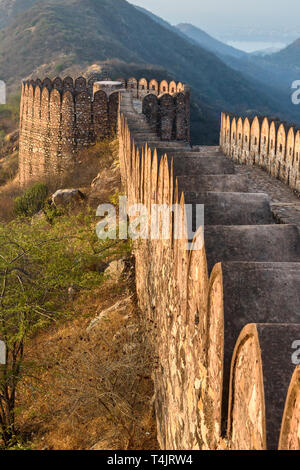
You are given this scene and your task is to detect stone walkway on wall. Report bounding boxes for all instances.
[119,92,300,449]
[200,146,300,228]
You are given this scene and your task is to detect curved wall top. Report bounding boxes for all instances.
[220,112,300,191]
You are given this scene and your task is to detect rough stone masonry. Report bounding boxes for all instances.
[118,90,300,450]
[17,75,300,450]
[18,76,190,185]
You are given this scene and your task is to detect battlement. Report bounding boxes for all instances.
[220,112,300,192]
[118,96,300,451]
[20,76,186,96]
[18,76,190,185]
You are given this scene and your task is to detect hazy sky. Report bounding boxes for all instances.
[130,0,300,36]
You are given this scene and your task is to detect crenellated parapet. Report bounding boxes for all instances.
[124,76,185,99]
[19,77,120,185]
[119,93,300,451]
[18,75,189,185]
[220,112,300,192]
[142,85,190,142]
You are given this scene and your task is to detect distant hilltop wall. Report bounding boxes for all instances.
[142,89,190,143]
[19,76,118,186]
[125,77,185,98]
[18,76,189,185]
[220,112,300,192]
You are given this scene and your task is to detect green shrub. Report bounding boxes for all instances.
[14,183,48,217]
[55,62,65,74]
[0,153,19,185]
[0,212,112,445]
[0,93,20,124]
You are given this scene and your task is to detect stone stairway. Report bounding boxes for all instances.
[119,90,300,450]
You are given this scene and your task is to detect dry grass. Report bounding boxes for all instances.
[17,270,158,450]
[0,135,158,450]
[0,138,119,221]
[0,178,23,221]
[0,151,18,185]
[45,138,118,196]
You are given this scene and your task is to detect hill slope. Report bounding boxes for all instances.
[176,23,246,59]
[177,20,300,112]
[269,38,300,70]
[0,0,41,29]
[0,0,299,144]
[133,4,175,32]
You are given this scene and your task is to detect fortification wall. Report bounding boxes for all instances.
[118,93,300,450]
[125,77,185,99]
[142,87,190,142]
[119,109,204,449]
[18,77,120,185]
[220,112,300,192]
[18,76,189,185]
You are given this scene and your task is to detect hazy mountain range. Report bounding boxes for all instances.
[0,0,38,28]
[175,22,300,89]
[176,23,247,59]
[0,0,299,144]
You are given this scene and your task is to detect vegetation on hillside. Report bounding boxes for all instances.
[0,0,40,29]
[1,0,298,144]
[14,182,48,217]
[17,253,156,450]
[0,93,20,146]
[269,37,300,69]
[0,137,157,449]
[0,211,105,446]
[0,93,20,186]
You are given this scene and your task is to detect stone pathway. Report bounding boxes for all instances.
[119,95,300,449]
[199,146,300,229]
[234,163,300,204]
[235,162,300,228]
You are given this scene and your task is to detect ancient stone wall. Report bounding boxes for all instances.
[220,112,300,192]
[279,365,300,450]
[18,76,188,185]
[19,77,118,185]
[142,88,190,142]
[124,77,185,99]
[118,93,300,450]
